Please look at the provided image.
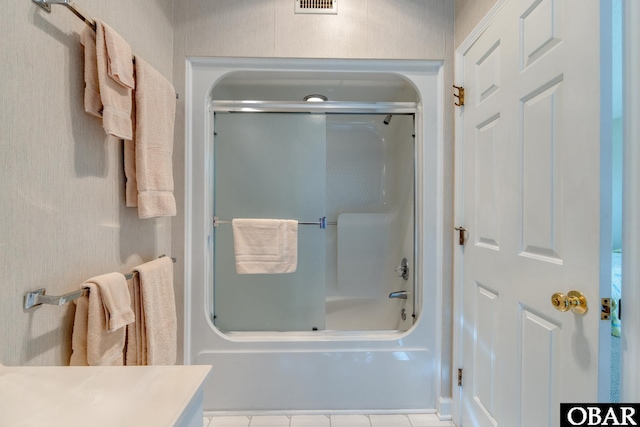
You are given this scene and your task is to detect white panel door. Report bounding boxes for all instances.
[459,0,607,426]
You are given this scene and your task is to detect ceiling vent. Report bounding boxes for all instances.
[295,0,338,15]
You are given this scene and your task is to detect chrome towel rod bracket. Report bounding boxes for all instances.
[32,0,96,30]
[23,256,176,310]
[24,287,88,310]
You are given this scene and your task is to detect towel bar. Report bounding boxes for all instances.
[32,0,96,30]
[23,256,176,310]
[31,0,179,99]
[24,287,88,310]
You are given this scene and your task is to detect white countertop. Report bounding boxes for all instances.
[0,364,211,427]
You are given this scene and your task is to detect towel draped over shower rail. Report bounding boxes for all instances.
[23,256,176,310]
[213,216,336,229]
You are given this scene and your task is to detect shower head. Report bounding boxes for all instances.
[383,114,392,125]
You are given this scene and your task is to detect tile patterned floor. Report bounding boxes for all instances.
[203,413,454,427]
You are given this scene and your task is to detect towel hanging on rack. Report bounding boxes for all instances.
[22,256,177,310]
[214,216,336,229]
[231,219,298,274]
[32,0,179,100]
[94,20,133,140]
[69,272,134,366]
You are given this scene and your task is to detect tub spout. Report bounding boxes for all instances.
[389,290,407,299]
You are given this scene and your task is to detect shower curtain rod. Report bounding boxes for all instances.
[23,256,176,310]
[213,216,337,229]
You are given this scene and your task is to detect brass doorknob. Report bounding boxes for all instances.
[551,291,588,315]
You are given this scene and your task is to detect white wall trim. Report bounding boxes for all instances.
[436,397,452,421]
[183,58,195,365]
[433,61,447,419]
[204,409,439,417]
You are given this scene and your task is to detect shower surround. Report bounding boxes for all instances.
[185,57,446,413]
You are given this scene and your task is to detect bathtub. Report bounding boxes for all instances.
[185,57,445,414]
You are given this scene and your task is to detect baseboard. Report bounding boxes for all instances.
[203,409,438,417]
[436,397,452,421]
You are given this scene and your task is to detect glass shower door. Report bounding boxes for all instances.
[213,113,327,331]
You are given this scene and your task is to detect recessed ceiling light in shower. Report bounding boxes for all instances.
[303,94,328,102]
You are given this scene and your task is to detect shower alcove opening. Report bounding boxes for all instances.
[185,58,446,415]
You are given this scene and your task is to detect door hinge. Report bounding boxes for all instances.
[455,227,467,246]
[453,85,465,106]
[458,368,463,387]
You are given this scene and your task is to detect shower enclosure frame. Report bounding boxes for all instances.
[209,105,419,336]
[184,57,447,415]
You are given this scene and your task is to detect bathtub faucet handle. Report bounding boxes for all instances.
[394,258,409,281]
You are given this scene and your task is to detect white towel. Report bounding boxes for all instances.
[232,219,298,274]
[133,55,176,218]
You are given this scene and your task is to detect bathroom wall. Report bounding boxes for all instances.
[0,0,465,380]
[172,0,454,391]
[454,0,499,48]
[0,1,173,366]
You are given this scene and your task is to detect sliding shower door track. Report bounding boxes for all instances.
[210,100,418,114]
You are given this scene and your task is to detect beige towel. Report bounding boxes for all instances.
[70,273,133,366]
[124,126,138,207]
[125,276,145,365]
[126,257,176,365]
[96,272,135,332]
[95,20,133,140]
[232,219,298,274]
[124,84,138,206]
[70,292,90,366]
[103,26,135,90]
[134,55,176,218]
[80,27,102,118]
[125,281,137,365]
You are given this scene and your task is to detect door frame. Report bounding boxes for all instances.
[452,0,639,424]
[452,3,509,424]
[622,0,640,404]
